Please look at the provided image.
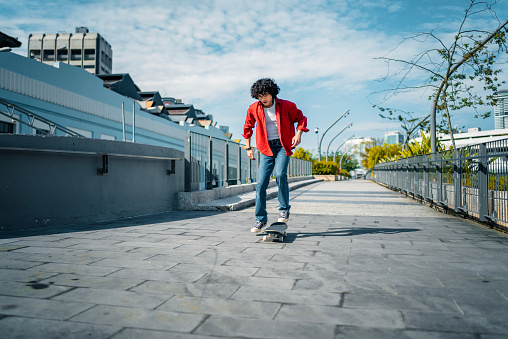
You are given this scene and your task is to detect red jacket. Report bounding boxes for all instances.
[242,99,309,156]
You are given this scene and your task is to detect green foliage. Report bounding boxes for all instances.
[362,143,402,169]
[399,132,447,158]
[313,161,338,175]
[292,147,313,161]
[338,168,351,177]
[374,2,507,139]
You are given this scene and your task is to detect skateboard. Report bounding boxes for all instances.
[259,222,288,242]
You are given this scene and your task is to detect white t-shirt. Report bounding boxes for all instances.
[264,100,279,141]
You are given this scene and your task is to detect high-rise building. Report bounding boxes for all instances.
[384,131,404,145]
[494,89,508,129]
[28,27,112,75]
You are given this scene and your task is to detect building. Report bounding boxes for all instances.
[494,89,508,129]
[436,127,508,149]
[384,131,404,145]
[0,51,229,150]
[28,27,112,75]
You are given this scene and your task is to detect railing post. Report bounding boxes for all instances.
[237,144,242,185]
[454,149,462,212]
[478,143,488,221]
[184,131,192,192]
[436,153,443,203]
[223,142,229,187]
[424,154,429,200]
[205,136,213,189]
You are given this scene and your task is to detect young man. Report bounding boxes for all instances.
[242,78,309,233]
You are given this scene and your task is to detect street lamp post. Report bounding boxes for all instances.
[326,122,353,162]
[318,109,350,161]
[333,134,355,163]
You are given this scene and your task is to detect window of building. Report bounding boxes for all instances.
[71,49,82,60]
[0,121,14,134]
[30,50,41,61]
[36,129,50,135]
[84,65,95,69]
[43,49,55,61]
[84,49,95,60]
[57,49,68,61]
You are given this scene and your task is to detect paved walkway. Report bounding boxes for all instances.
[1,180,507,338]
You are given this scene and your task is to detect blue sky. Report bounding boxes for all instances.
[2,0,507,154]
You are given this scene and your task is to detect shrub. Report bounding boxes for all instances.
[313,161,337,175]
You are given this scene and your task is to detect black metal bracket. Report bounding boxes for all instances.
[97,154,109,175]
[166,159,176,176]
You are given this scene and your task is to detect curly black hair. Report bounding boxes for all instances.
[250,78,280,99]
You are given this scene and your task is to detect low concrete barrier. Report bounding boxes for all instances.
[0,135,184,229]
[178,175,315,210]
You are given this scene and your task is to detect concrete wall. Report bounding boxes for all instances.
[0,134,184,229]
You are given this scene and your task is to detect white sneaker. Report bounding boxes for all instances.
[278,211,290,223]
[251,221,267,233]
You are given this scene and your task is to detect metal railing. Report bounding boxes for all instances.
[372,138,508,229]
[184,131,313,192]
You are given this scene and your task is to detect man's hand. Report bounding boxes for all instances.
[291,131,303,149]
[247,149,256,160]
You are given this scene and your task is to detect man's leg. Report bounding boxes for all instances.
[255,152,275,223]
[273,146,291,215]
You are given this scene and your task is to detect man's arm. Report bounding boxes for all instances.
[245,137,256,160]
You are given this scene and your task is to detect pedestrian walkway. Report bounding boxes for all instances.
[0,180,507,338]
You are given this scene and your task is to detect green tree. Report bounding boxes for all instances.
[362,143,402,169]
[292,147,313,161]
[374,0,507,150]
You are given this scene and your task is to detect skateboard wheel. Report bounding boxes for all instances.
[263,235,267,241]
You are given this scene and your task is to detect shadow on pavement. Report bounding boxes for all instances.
[0,210,222,239]
[296,227,420,238]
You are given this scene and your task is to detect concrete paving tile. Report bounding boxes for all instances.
[335,326,477,339]
[194,315,337,338]
[70,304,206,332]
[0,268,59,283]
[131,280,239,299]
[40,273,145,290]
[89,258,178,270]
[276,304,404,328]
[110,328,217,339]
[343,293,461,313]
[53,287,169,309]
[0,295,94,320]
[0,280,73,298]
[20,252,104,265]
[231,285,342,306]
[0,259,45,270]
[0,244,29,252]
[25,262,121,276]
[158,295,281,319]
[108,268,205,283]
[8,246,89,255]
[0,316,122,339]
[204,273,295,289]
[402,310,508,334]
[222,258,306,270]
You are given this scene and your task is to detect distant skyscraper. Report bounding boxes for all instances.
[28,27,112,75]
[494,89,508,129]
[384,131,404,145]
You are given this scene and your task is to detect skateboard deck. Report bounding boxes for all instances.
[260,222,287,242]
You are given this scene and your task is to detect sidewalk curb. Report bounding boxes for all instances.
[190,178,322,211]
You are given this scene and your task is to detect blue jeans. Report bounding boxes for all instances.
[255,141,290,222]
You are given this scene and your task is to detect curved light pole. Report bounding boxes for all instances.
[326,122,353,162]
[333,134,355,163]
[318,109,349,161]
